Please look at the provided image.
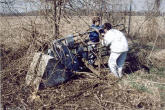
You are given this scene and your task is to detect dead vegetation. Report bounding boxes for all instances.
[1,0,165,107]
[1,67,164,109]
[1,15,165,109]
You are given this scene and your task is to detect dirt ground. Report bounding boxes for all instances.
[1,61,164,110]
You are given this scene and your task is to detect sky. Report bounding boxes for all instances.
[0,0,165,14]
[0,0,41,13]
[132,0,165,12]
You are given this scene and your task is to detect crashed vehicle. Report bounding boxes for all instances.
[25,27,109,92]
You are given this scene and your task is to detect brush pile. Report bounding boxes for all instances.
[1,38,164,109]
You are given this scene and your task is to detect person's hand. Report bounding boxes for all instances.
[101,33,105,37]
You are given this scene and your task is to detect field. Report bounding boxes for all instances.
[1,15,165,109]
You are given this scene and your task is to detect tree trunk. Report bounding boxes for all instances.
[53,0,58,38]
[53,0,62,38]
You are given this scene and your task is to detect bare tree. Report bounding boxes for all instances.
[40,0,66,38]
[154,0,161,16]
[144,0,162,42]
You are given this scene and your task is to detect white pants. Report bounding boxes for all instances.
[108,52,127,77]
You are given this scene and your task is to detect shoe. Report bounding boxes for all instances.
[118,72,123,78]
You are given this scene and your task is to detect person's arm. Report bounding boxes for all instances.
[99,25,105,34]
[102,31,114,46]
[102,37,107,46]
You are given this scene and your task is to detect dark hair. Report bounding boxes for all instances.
[103,23,112,30]
[92,17,100,24]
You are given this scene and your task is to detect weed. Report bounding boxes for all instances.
[130,82,149,93]
[150,67,165,76]
[159,86,165,102]
[120,66,165,104]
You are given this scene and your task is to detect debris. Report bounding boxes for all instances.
[25,30,108,93]
[27,92,40,102]
[26,36,83,92]
[26,52,42,86]
[26,53,54,91]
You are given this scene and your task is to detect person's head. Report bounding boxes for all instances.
[103,23,112,32]
[92,17,100,26]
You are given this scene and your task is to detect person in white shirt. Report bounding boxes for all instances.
[102,23,129,78]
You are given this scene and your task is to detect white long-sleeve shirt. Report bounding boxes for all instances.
[102,29,129,52]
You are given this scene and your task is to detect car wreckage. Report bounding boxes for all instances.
[25,27,110,94]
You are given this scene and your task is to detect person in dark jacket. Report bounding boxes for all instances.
[87,17,104,65]
[89,17,104,42]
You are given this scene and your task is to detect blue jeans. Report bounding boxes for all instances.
[108,52,127,77]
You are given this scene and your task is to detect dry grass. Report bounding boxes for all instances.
[2,69,164,109]
[124,16,165,38]
[1,15,165,109]
[119,68,165,105]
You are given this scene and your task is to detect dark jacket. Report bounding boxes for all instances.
[89,24,104,42]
